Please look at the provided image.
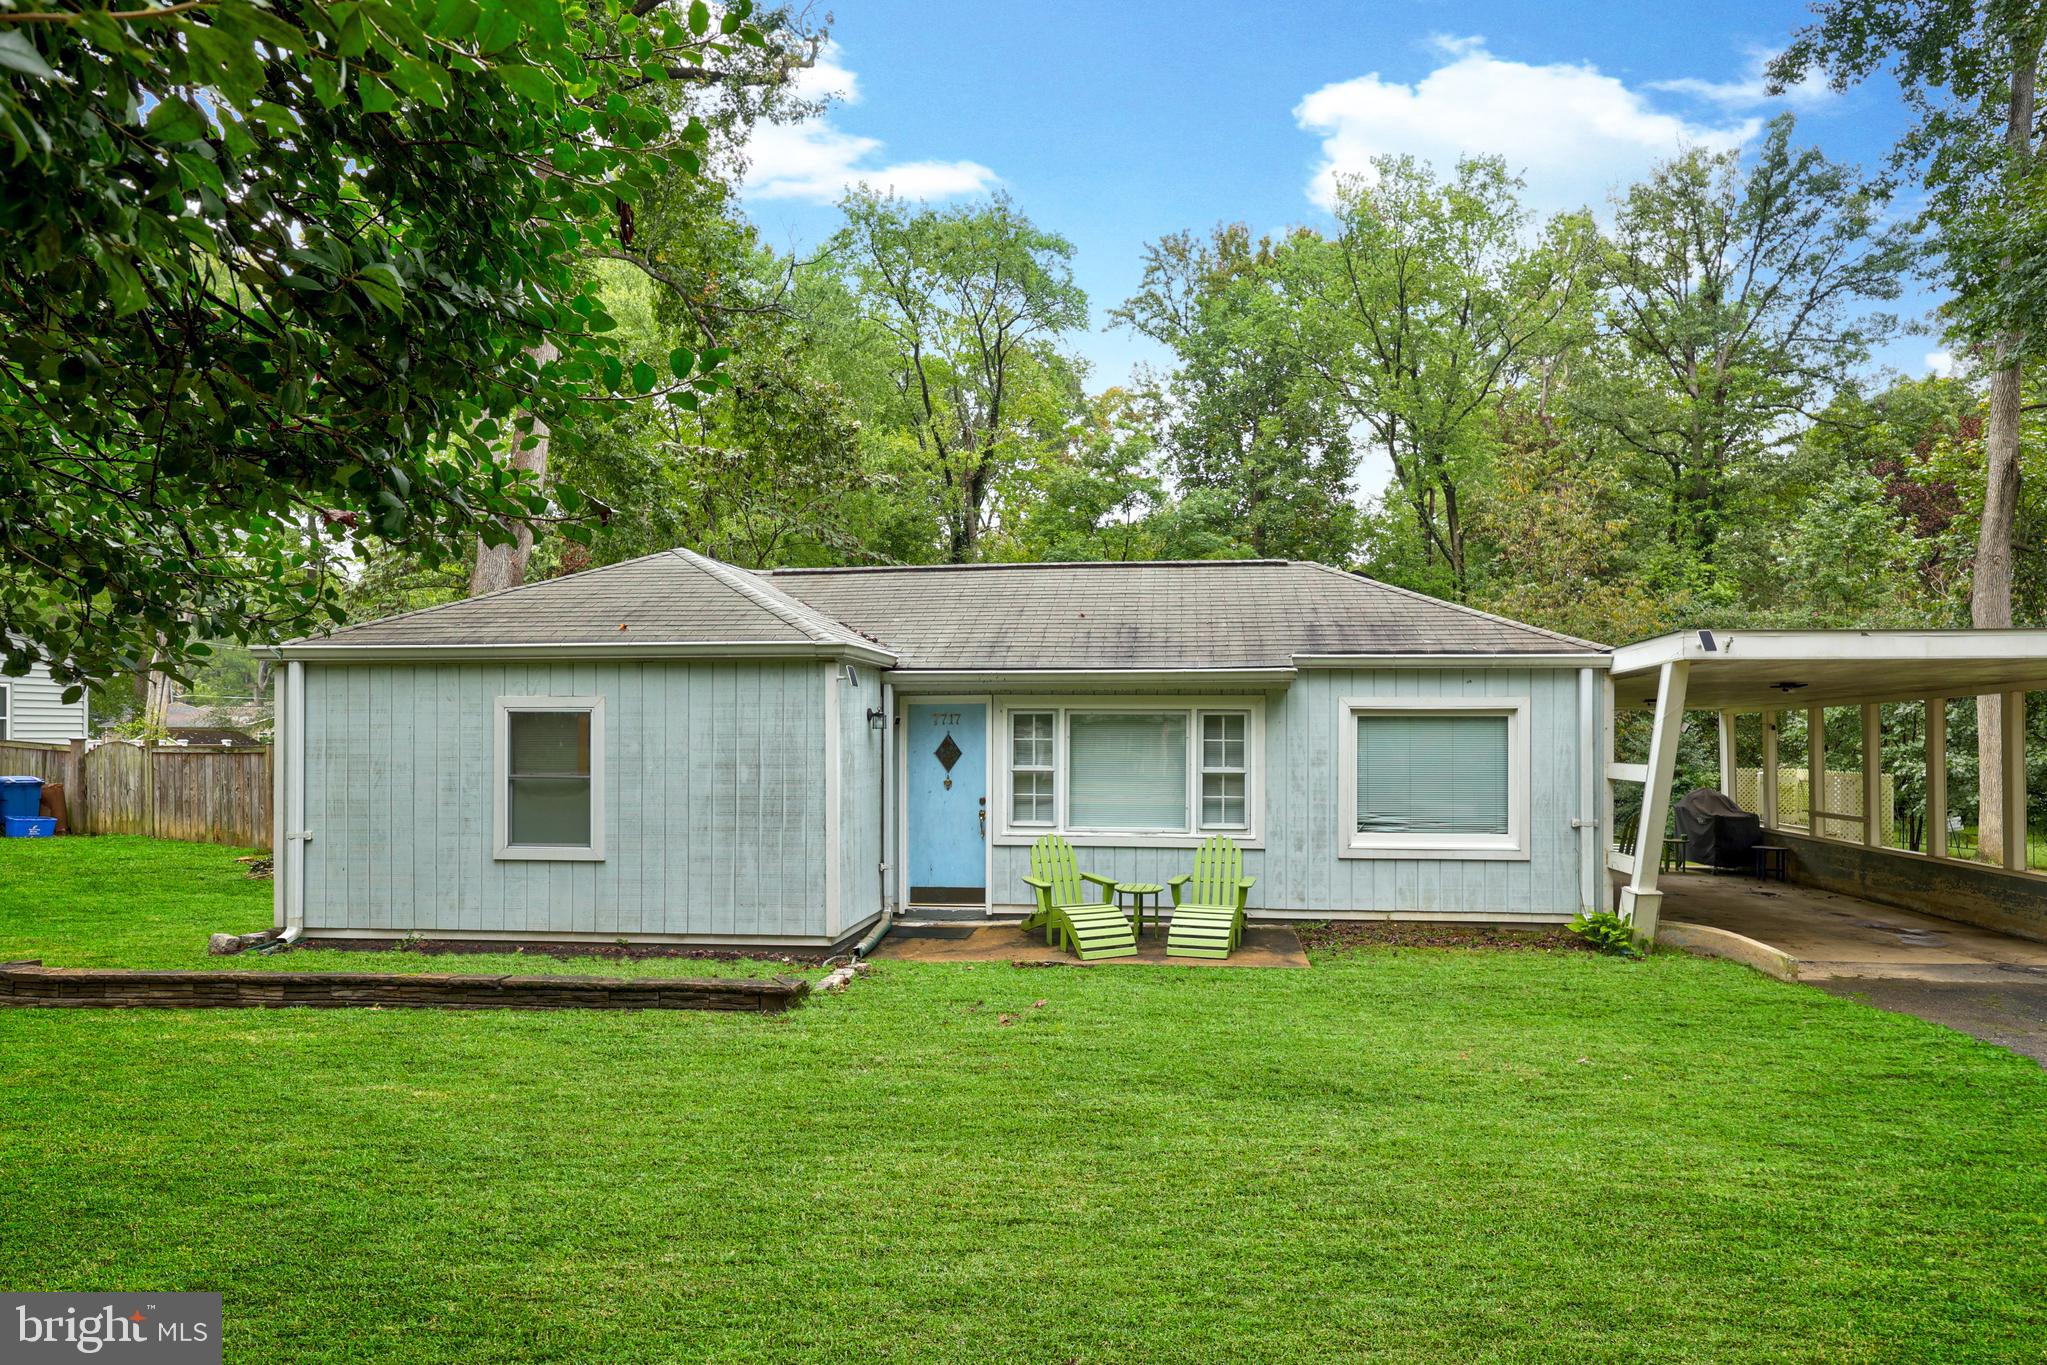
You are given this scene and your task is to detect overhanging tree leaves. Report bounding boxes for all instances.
[0,0,771,690]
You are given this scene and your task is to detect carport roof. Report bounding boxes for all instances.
[1611,629,2047,711]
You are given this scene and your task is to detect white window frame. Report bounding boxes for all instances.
[1199,712,1249,830]
[0,680,9,741]
[1339,695,1529,861]
[493,695,605,862]
[1007,709,1057,829]
[992,696,1265,849]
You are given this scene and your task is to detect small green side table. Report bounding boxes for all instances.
[1661,837,1687,873]
[1116,882,1165,935]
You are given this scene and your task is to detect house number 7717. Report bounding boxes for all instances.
[930,713,961,726]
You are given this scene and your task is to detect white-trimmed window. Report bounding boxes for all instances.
[1200,713,1248,828]
[0,682,9,740]
[494,696,605,861]
[1010,710,1056,826]
[997,700,1261,846]
[1340,697,1528,860]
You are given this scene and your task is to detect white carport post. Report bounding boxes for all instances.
[1717,710,1737,795]
[1927,700,1947,859]
[2002,690,2028,870]
[1618,659,1690,938]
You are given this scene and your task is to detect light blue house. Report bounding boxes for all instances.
[262,551,1611,949]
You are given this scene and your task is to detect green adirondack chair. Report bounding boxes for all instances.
[1020,834,1136,961]
[1165,835,1255,959]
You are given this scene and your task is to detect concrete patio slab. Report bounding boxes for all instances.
[1654,872,2047,1064]
[872,921,1309,968]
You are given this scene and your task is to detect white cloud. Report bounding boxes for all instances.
[1293,34,1763,219]
[1925,349,1959,378]
[1648,47,1836,111]
[743,43,997,203]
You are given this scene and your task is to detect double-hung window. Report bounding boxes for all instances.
[1001,702,1258,843]
[494,697,605,860]
[1010,711,1056,826]
[1340,698,1527,859]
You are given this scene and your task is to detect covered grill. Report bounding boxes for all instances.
[1675,789,1762,871]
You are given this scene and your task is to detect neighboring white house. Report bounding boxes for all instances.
[0,659,91,744]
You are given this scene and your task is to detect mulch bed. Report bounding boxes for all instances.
[1295,921,1592,953]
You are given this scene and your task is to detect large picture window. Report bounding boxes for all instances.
[494,697,605,861]
[997,701,1260,845]
[1340,698,1528,859]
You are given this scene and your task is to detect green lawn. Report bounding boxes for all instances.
[3,837,2046,1361]
[0,837,824,979]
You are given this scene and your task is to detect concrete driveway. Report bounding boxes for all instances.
[1657,872,2047,1065]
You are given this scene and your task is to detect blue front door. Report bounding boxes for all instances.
[906,702,986,903]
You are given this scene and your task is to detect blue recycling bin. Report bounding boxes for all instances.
[0,776,41,829]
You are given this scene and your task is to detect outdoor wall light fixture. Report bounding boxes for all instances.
[867,708,887,730]
[1772,681,1808,693]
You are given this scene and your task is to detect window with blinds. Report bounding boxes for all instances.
[1068,712,1190,832]
[1354,712,1509,836]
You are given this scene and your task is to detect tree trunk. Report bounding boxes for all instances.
[1972,53,2037,862]
[469,341,559,597]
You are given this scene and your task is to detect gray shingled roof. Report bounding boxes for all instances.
[294,552,1606,664]
[763,560,1605,669]
[301,548,888,653]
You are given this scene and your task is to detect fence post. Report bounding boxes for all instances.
[142,743,157,840]
[65,738,88,834]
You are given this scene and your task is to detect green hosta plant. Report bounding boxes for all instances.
[1569,909,1644,959]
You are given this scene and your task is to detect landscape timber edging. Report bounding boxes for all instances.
[0,961,809,1012]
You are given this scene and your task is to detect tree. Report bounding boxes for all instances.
[1772,3,2047,854]
[0,0,772,690]
[1114,225,1362,564]
[830,191,1088,562]
[1571,119,1912,577]
[1284,157,1594,599]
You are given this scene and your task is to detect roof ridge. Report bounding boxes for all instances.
[304,547,686,643]
[1294,560,1611,652]
[763,558,1292,576]
[674,549,881,652]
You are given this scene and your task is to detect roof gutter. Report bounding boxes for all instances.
[885,666,1299,689]
[256,639,898,667]
[1291,653,1611,669]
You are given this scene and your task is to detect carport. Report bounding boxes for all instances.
[1605,629,2047,942]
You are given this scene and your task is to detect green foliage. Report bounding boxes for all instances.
[1568,909,1644,958]
[0,0,768,689]
[829,190,1089,562]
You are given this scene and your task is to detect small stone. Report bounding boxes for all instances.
[207,933,245,956]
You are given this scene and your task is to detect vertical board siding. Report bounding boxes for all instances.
[838,671,885,933]
[985,668,1590,918]
[300,661,829,939]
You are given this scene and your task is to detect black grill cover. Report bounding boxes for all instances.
[1675,789,1762,869]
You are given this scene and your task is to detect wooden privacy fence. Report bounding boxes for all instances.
[0,740,271,849]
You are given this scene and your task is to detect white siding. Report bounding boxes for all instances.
[1,662,89,743]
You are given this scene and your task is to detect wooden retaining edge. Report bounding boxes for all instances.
[0,962,808,1013]
[1654,921,1801,983]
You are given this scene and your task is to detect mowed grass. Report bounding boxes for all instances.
[0,836,824,978]
[3,838,2046,1361]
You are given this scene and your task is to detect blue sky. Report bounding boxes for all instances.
[739,1,1939,389]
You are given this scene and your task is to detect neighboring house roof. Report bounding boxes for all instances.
[283,549,894,662]
[275,551,1605,667]
[762,560,1605,670]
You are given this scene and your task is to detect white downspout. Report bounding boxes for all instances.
[281,660,307,943]
[880,679,896,913]
[1573,667,1598,914]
